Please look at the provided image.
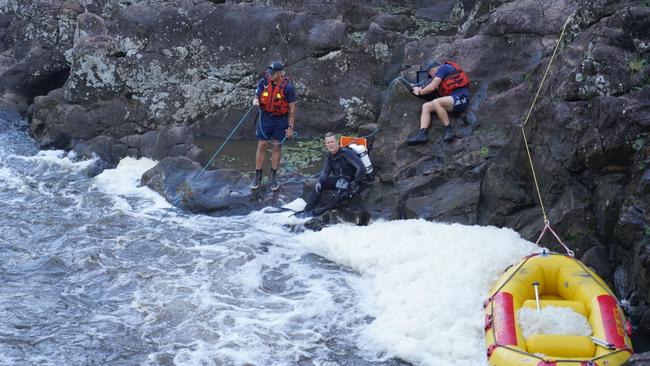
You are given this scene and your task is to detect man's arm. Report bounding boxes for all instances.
[253,79,264,106]
[413,77,442,96]
[343,149,364,183]
[286,102,296,137]
[318,155,331,184]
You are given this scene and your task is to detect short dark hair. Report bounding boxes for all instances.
[324,132,337,139]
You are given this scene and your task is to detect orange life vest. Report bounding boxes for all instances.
[438,61,470,96]
[259,76,290,116]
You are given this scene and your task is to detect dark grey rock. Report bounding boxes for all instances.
[141,157,255,214]
[624,351,650,365]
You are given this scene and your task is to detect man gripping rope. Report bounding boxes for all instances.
[250,61,297,191]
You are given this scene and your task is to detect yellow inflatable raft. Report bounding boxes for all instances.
[484,252,633,366]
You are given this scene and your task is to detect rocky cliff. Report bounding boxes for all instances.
[1,0,649,345]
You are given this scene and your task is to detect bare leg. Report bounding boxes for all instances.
[270,141,281,170]
[419,101,435,129]
[255,140,268,170]
[431,96,455,127]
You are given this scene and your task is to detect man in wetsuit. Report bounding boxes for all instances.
[301,132,365,217]
[407,60,470,144]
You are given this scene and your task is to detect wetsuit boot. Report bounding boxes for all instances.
[249,169,262,189]
[270,169,280,191]
[443,125,454,142]
[407,128,428,145]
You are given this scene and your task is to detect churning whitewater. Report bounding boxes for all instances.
[0,119,542,366]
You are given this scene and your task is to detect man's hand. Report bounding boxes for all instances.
[412,86,422,96]
[253,98,259,106]
[285,126,294,138]
[348,181,359,196]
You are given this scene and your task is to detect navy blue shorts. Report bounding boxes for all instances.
[256,120,289,141]
[451,94,469,114]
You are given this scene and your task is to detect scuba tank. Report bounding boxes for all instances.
[347,143,374,182]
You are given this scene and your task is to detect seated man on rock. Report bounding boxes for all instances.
[408,60,470,145]
[299,132,365,217]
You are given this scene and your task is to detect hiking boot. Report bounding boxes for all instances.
[407,128,428,146]
[249,169,262,190]
[443,126,454,142]
[270,169,280,191]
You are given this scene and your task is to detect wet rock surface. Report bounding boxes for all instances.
[141,156,304,214]
[625,352,650,366]
[1,0,649,334]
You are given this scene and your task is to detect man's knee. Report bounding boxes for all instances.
[422,101,436,112]
[434,96,455,111]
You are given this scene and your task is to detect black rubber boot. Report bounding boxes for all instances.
[270,169,280,191]
[443,125,454,142]
[407,128,428,146]
[249,169,262,189]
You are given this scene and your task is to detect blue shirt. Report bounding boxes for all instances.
[435,64,470,98]
[255,78,297,125]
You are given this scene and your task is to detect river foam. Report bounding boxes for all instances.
[297,220,540,366]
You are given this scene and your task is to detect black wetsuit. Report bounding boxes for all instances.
[305,147,365,215]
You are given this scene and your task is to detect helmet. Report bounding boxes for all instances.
[267,61,284,74]
[426,60,441,71]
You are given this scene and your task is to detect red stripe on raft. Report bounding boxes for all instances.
[492,292,517,345]
[537,362,557,366]
[597,295,626,349]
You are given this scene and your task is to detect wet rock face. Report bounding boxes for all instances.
[624,351,650,366]
[141,156,256,214]
[1,0,650,332]
[141,156,304,214]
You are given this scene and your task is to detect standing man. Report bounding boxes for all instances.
[407,60,470,145]
[300,132,365,217]
[250,61,297,191]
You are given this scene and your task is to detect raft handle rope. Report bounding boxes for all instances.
[153,104,256,226]
[534,220,574,257]
[520,14,574,256]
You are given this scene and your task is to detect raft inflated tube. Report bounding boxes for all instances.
[484,253,633,366]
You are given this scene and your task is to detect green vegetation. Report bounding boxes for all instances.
[282,138,325,172]
[479,146,489,158]
[348,31,365,45]
[373,5,410,14]
[642,0,650,7]
[629,56,647,73]
[633,136,646,151]
[409,18,455,39]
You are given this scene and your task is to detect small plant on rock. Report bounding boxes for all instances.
[479,146,489,158]
[633,137,646,151]
[629,56,647,73]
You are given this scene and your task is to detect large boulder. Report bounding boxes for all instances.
[141,156,305,214]
[141,157,256,214]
